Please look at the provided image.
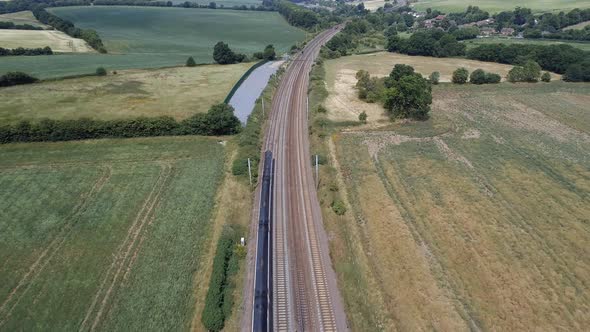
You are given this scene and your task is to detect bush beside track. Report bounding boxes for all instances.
[201,225,245,331]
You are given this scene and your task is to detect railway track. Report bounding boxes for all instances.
[243,27,347,331]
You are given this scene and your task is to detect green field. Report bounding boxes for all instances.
[412,0,590,13]
[0,63,252,124]
[0,6,305,78]
[463,37,590,52]
[0,136,225,330]
[170,0,261,6]
[322,81,590,330]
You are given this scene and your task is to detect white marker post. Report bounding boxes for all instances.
[315,155,319,188]
[247,158,252,186]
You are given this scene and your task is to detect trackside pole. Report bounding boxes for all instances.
[262,98,265,118]
[248,158,252,186]
[315,155,319,188]
[306,96,309,119]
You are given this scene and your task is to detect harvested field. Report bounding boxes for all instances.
[0,62,252,124]
[325,81,590,331]
[0,136,225,330]
[323,52,533,123]
[0,11,49,28]
[0,29,93,52]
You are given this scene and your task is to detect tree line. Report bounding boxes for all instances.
[0,103,242,144]
[0,46,52,56]
[465,43,589,80]
[387,29,466,57]
[32,7,106,53]
[0,21,43,30]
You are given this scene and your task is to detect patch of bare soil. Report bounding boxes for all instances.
[325,69,389,123]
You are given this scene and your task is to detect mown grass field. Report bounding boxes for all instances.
[0,136,226,331]
[412,0,590,13]
[322,81,590,330]
[0,62,252,124]
[0,6,305,78]
[0,30,93,53]
[0,10,49,28]
[463,37,590,52]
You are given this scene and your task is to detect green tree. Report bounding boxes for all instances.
[523,60,542,82]
[213,41,245,65]
[386,64,415,87]
[203,103,241,135]
[485,72,501,83]
[383,74,432,120]
[359,111,367,123]
[186,56,196,67]
[263,44,276,60]
[541,72,551,82]
[452,67,469,84]
[96,67,107,76]
[469,69,487,84]
[429,71,440,84]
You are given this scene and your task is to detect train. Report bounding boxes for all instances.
[253,150,273,332]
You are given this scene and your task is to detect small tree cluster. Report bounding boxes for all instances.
[355,70,385,103]
[254,44,276,61]
[0,72,38,87]
[186,56,196,67]
[95,67,107,76]
[452,67,469,84]
[0,46,52,56]
[507,60,542,82]
[213,41,246,65]
[429,71,440,85]
[469,69,501,84]
[384,64,432,120]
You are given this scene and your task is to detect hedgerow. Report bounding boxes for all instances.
[201,225,243,331]
[0,103,241,144]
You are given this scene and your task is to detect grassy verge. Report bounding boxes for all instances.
[307,57,386,331]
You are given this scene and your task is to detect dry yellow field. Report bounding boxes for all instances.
[352,0,389,10]
[323,52,561,123]
[0,62,253,123]
[317,80,590,331]
[563,20,590,30]
[0,29,93,52]
[0,10,49,28]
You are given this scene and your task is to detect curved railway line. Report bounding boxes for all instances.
[242,27,348,331]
